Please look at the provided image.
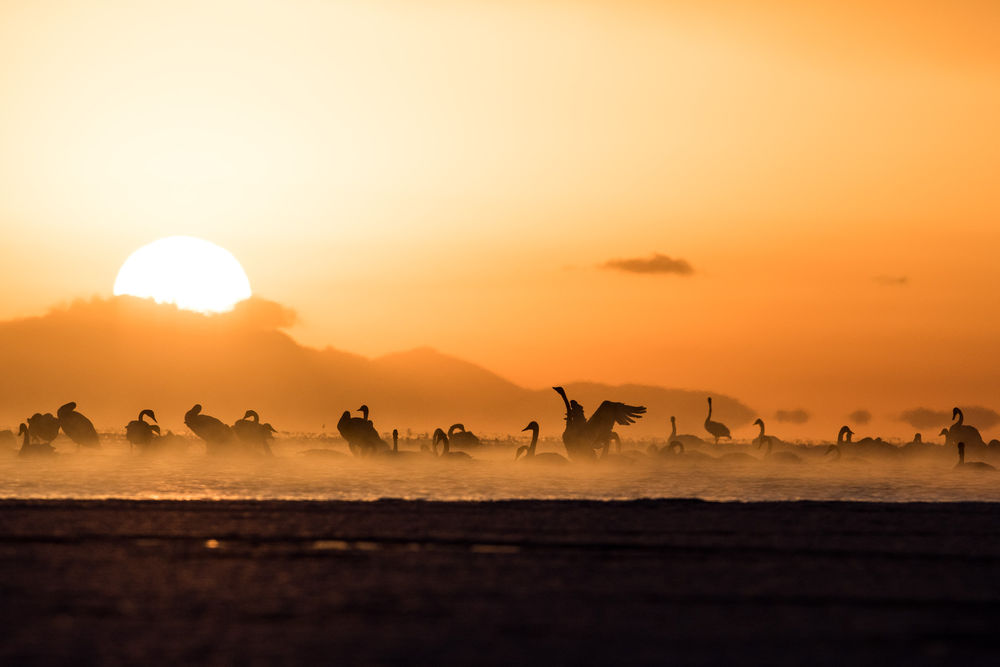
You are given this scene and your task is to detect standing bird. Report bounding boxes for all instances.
[125,409,160,451]
[27,413,60,445]
[954,442,995,471]
[57,402,100,448]
[704,397,731,445]
[553,386,646,462]
[337,406,388,457]
[18,422,55,457]
[432,428,473,461]
[515,421,569,465]
[184,404,234,454]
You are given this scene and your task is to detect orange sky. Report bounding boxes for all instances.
[1,1,999,437]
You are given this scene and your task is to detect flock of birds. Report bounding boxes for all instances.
[3,389,997,472]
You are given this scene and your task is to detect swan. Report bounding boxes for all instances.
[184,404,234,454]
[18,422,55,457]
[704,397,731,444]
[758,436,802,464]
[233,410,276,455]
[553,386,645,461]
[658,439,717,463]
[432,428,473,461]
[954,442,995,471]
[27,413,59,445]
[948,408,986,449]
[57,402,100,448]
[515,421,569,465]
[448,424,482,450]
[337,406,389,457]
[751,418,769,448]
[125,409,160,451]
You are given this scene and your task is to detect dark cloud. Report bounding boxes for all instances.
[602,253,694,276]
[848,409,872,425]
[775,409,809,424]
[900,406,1000,430]
[900,408,950,429]
[873,275,908,286]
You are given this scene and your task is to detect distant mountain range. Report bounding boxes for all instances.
[0,296,755,438]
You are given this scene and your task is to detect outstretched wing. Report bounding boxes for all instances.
[587,401,646,435]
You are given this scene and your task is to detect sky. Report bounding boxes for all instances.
[1,1,999,437]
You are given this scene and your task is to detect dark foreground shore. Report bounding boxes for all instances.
[1,500,999,666]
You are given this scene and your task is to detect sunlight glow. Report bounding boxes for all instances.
[113,236,252,313]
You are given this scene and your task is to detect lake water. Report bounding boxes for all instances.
[2,435,997,502]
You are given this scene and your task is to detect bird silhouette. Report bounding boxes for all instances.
[447,423,482,450]
[757,435,802,464]
[704,397,731,444]
[125,409,160,451]
[337,405,388,457]
[432,428,473,461]
[27,413,60,445]
[954,442,995,471]
[553,386,646,462]
[751,418,770,448]
[657,439,717,463]
[18,422,55,457]
[233,410,276,455]
[946,407,986,449]
[57,402,100,449]
[184,404,234,454]
[515,421,569,465]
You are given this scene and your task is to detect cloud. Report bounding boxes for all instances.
[900,406,1000,430]
[873,275,908,286]
[775,409,809,424]
[602,253,694,276]
[900,408,950,429]
[848,409,872,425]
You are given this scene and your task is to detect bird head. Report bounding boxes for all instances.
[58,402,77,415]
[522,421,540,433]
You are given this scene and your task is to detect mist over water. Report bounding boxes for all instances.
[2,433,998,502]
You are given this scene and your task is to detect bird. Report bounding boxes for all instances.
[57,402,100,448]
[553,386,646,462]
[515,421,569,465]
[432,428,474,461]
[657,439,717,463]
[704,397,731,444]
[447,423,482,450]
[384,428,421,460]
[665,416,708,448]
[184,404,234,454]
[27,413,60,445]
[233,410,276,455]
[751,418,771,448]
[125,409,160,451]
[947,407,986,449]
[18,422,55,457]
[337,406,388,457]
[953,442,995,471]
[758,435,802,464]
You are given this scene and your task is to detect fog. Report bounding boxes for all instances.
[3,429,998,502]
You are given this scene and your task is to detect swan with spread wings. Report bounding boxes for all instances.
[552,386,646,461]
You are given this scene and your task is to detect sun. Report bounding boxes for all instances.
[113,236,252,313]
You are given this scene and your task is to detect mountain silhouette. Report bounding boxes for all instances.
[0,296,754,437]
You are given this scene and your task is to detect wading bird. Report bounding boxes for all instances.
[553,386,646,462]
[704,397,731,444]
[447,423,482,450]
[57,402,100,448]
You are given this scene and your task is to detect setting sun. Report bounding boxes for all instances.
[112,236,252,313]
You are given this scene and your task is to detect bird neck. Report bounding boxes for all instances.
[757,421,765,438]
[669,418,676,440]
[706,399,713,421]
[528,427,539,456]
